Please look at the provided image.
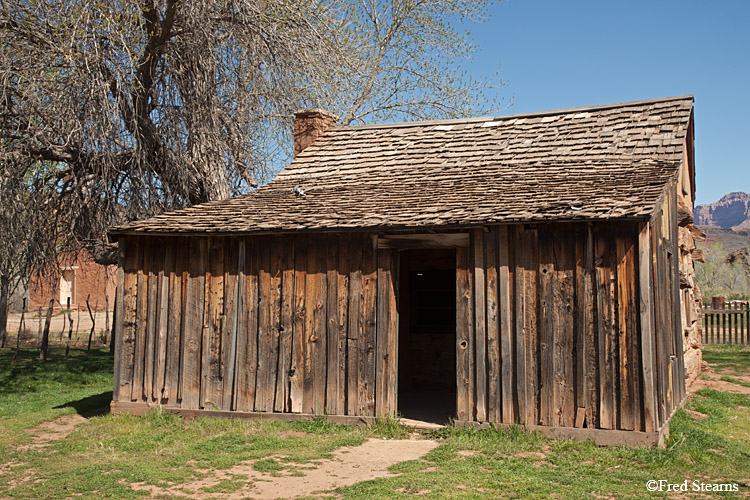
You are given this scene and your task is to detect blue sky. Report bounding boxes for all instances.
[466,0,749,205]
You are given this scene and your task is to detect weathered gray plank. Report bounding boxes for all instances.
[153,240,172,401]
[202,238,225,408]
[276,239,295,412]
[360,235,377,417]
[181,237,205,409]
[456,246,473,421]
[255,239,273,412]
[515,226,538,425]
[484,227,500,423]
[346,235,363,416]
[498,226,514,424]
[327,236,343,415]
[132,239,150,402]
[472,229,488,422]
[266,239,282,412]
[113,239,127,401]
[538,228,555,426]
[638,223,657,432]
[237,238,259,412]
[222,239,240,410]
[290,236,307,413]
[144,240,159,402]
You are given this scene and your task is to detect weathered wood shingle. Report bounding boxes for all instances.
[111,96,693,235]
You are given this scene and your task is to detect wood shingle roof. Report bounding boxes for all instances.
[111,96,693,235]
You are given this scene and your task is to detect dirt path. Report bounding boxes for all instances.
[4,413,89,490]
[16,413,88,452]
[128,437,439,500]
[687,362,750,395]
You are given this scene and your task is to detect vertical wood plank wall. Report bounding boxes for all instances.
[115,233,398,418]
[457,215,684,432]
[115,205,685,432]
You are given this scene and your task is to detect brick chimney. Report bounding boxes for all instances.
[293,109,339,157]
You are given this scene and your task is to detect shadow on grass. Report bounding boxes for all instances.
[54,391,113,418]
[0,348,113,396]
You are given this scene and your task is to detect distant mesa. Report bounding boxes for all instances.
[694,192,750,231]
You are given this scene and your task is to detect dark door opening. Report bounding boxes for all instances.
[397,249,456,425]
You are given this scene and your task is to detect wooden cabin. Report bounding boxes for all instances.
[109,96,696,446]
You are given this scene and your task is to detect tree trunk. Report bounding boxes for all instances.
[39,278,58,361]
[0,274,9,348]
[11,299,25,365]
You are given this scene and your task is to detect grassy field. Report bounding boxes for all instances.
[0,345,749,499]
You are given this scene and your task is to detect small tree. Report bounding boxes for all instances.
[694,242,750,302]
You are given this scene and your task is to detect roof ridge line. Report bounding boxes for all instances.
[343,95,694,131]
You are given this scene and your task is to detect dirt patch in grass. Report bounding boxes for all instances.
[16,413,87,452]
[684,409,709,420]
[513,451,547,459]
[457,449,481,458]
[126,437,439,499]
[689,364,750,395]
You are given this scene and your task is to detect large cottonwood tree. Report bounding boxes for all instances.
[0,0,500,336]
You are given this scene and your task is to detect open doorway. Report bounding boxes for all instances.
[397,249,456,425]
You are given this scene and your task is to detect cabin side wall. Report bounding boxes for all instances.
[112,233,398,418]
[459,217,683,433]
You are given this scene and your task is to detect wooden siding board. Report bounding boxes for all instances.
[456,246,473,421]
[290,236,307,413]
[616,234,634,430]
[652,218,666,426]
[484,227,500,423]
[346,235,363,416]
[113,239,126,401]
[472,229,488,422]
[639,223,658,432]
[669,186,686,406]
[336,237,351,416]
[498,226,514,424]
[173,240,188,404]
[376,249,389,416]
[327,236,343,415]
[595,228,615,429]
[267,239,283,412]
[203,238,225,408]
[154,242,172,401]
[582,226,598,429]
[237,238,259,412]
[554,229,575,427]
[256,239,274,412]
[513,226,539,425]
[132,239,150,402]
[230,240,246,411]
[222,240,240,410]
[181,238,205,409]
[304,236,327,415]
[574,225,586,425]
[538,228,555,426]
[144,241,159,402]
[276,239,295,413]
[360,235,377,416]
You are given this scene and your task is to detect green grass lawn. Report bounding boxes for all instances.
[1,345,749,499]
